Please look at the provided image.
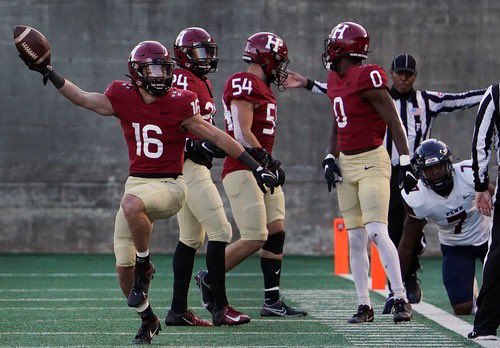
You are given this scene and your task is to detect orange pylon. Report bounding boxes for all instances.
[333,218,349,275]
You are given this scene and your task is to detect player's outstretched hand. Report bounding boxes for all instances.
[20,57,52,85]
[252,166,278,194]
[476,191,492,217]
[284,70,307,89]
[322,155,342,192]
[267,157,285,187]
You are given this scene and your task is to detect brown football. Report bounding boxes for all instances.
[13,25,51,66]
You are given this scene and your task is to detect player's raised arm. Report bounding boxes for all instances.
[14,25,114,116]
[284,70,327,94]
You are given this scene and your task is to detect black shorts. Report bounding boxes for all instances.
[441,242,488,305]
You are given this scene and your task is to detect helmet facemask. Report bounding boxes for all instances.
[133,61,174,97]
[179,43,218,75]
[418,159,454,191]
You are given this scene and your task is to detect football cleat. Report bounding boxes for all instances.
[132,316,161,345]
[468,330,498,340]
[393,298,412,323]
[212,305,251,326]
[194,270,215,313]
[348,305,374,324]
[382,293,395,314]
[260,300,307,317]
[127,262,156,308]
[165,309,213,327]
[405,273,423,304]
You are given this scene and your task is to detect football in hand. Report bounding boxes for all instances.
[13,25,51,66]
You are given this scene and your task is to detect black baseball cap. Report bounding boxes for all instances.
[391,53,417,75]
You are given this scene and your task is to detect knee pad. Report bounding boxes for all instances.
[262,231,285,254]
[365,221,389,243]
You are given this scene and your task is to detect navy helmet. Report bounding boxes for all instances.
[414,139,454,191]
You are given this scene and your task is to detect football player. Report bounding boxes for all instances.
[18,40,277,344]
[195,32,306,317]
[398,139,491,315]
[166,27,250,326]
[284,22,416,323]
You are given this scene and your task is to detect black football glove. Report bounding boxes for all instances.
[252,165,278,194]
[322,155,342,192]
[245,147,270,167]
[20,55,51,85]
[267,157,285,187]
[399,155,418,194]
[185,139,226,158]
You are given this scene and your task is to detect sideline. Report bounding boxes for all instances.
[339,274,500,348]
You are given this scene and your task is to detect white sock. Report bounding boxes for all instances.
[136,300,149,313]
[348,228,371,307]
[136,250,150,258]
[365,222,407,301]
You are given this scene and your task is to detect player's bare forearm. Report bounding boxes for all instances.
[328,123,339,157]
[58,80,114,116]
[361,88,409,155]
[231,100,261,148]
[397,215,426,276]
[240,129,261,148]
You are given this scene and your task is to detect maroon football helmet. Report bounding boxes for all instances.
[173,27,218,75]
[322,22,369,72]
[128,41,174,96]
[242,32,289,87]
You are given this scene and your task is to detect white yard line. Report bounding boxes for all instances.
[338,274,500,348]
[0,272,328,277]
[284,288,474,348]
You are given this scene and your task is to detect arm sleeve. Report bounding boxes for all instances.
[425,88,487,115]
[472,85,498,191]
[401,189,427,220]
[305,79,328,94]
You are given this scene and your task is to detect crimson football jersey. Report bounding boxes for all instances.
[327,64,388,151]
[173,67,216,140]
[221,72,277,178]
[104,81,198,175]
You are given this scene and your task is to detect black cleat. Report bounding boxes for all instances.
[348,305,374,324]
[194,270,215,313]
[405,273,422,304]
[132,316,161,345]
[212,305,251,326]
[382,293,395,314]
[260,300,307,317]
[127,262,155,308]
[165,309,213,326]
[468,330,498,340]
[393,298,412,323]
